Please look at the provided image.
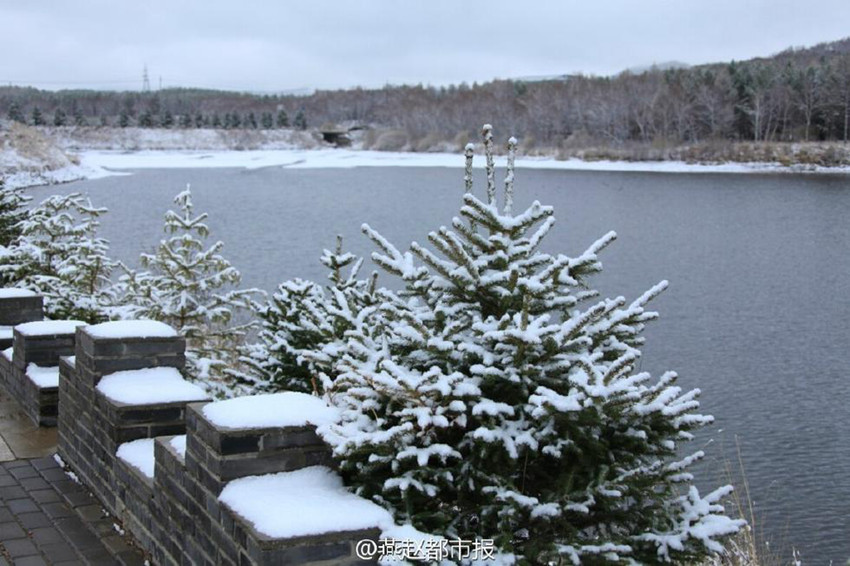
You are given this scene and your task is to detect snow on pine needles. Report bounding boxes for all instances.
[248,125,743,564]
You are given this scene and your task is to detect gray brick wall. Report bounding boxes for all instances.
[0,323,79,427]
[0,300,383,566]
[0,295,43,327]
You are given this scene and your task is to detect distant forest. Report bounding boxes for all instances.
[3,37,850,149]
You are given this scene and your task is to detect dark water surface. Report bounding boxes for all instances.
[35,166,850,562]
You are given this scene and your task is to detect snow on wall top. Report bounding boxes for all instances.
[218,466,392,539]
[26,364,59,388]
[117,438,155,479]
[96,367,207,405]
[0,288,36,298]
[202,392,340,430]
[170,435,186,462]
[2,347,12,361]
[16,320,86,336]
[0,327,11,340]
[86,320,177,339]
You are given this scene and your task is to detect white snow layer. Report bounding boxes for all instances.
[0,327,11,340]
[0,288,36,298]
[96,367,207,405]
[2,347,12,361]
[202,392,340,429]
[86,320,177,339]
[170,435,187,461]
[74,149,850,177]
[26,364,59,388]
[116,438,155,479]
[218,466,393,538]
[15,320,86,337]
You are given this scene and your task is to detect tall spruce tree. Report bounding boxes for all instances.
[294,109,307,130]
[53,108,67,127]
[276,126,740,563]
[118,188,258,398]
[7,102,23,123]
[31,107,45,126]
[261,112,274,129]
[161,110,174,128]
[276,109,289,128]
[0,193,116,322]
[72,105,86,126]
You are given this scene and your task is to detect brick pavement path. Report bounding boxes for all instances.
[0,456,146,565]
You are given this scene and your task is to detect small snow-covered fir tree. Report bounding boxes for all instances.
[0,193,115,322]
[309,126,742,563]
[0,178,30,251]
[243,235,379,394]
[119,187,258,398]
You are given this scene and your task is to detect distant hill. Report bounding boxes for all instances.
[2,36,850,151]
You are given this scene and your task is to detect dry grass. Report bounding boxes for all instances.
[702,438,802,566]
[556,139,850,168]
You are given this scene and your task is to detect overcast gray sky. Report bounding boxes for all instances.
[2,0,849,92]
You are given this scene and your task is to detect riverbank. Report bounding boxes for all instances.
[3,124,850,189]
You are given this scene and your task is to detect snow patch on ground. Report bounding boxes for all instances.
[96,367,207,405]
[218,466,393,538]
[26,364,59,388]
[202,392,340,429]
[86,320,177,339]
[116,438,155,479]
[15,320,86,336]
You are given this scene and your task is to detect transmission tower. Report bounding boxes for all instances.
[142,65,151,92]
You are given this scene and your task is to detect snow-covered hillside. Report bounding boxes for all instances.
[0,123,104,188]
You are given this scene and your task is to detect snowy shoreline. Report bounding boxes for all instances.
[77,148,850,174]
[9,147,850,189]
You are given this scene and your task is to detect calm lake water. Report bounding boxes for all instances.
[35,166,850,562]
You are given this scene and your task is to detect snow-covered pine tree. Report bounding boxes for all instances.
[0,193,115,322]
[276,110,289,128]
[317,126,742,564]
[294,109,307,130]
[31,106,45,126]
[118,187,258,398]
[242,235,379,394]
[0,178,30,250]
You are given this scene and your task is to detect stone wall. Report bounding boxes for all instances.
[58,322,378,566]
[0,292,383,565]
[0,319,81,426]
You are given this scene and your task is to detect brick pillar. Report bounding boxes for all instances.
[7,320,84,426]
[59,321,187,513]
[178,400,379,565]
[0,290,43,349]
